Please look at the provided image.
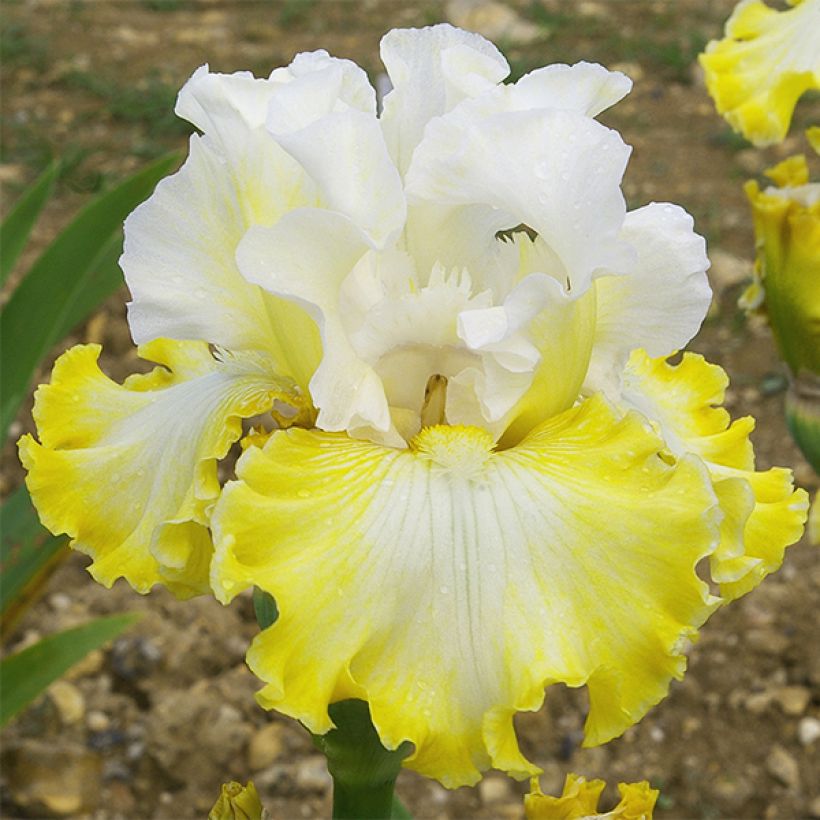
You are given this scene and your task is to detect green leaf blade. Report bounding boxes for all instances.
[0,484,67,629]
[0,159,60,285]
[0,152,180,438]
[0,613,139,726]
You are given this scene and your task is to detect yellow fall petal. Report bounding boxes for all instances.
[525,773,658,819]
[699,0,820,146]
[621,350,808,601]
[18,341,300,597]
[212,394,720,787]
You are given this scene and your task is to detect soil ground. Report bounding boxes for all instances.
[1,1,819,818]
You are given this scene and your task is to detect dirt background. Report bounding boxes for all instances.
[1,0,819,818]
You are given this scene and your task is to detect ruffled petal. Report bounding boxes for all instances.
[122,67,322,392]
[509,62,632,117]
[699,0,820,146]
[525,773,658,819]
[621,350,809,601]
[405,107,635,295]
[266,58,405,248]
[212,395,719,787]
[379,24,509,175]
[584,203,711,396]
[18,341,296,596]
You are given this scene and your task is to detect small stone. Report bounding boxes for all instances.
[47,681,85,726]
[49,593,72,612]
[810,796,820,818]
[86,710,110,732]
[713,777,753,812]
[248,723,285,770]
[773,686,811,716]
[709,249,752,293]
[65,649,104,680]
[649,725,665,743]
[798,717,820,746]
[745,691,773,715]
[610,62,644,82]
[479,775,512,804]
[766,745,800,788]
[2,740,102,815]
[445,0,546,45]
[294,755,331,792]
[747,628,789,655]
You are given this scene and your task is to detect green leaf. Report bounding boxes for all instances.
[0,483,67,630]
[391,796,413,819]
[0,613,139,726]
[253,587,279,629]
[0,152,181,438]
[0,159,60,285]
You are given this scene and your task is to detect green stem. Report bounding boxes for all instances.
[313,700,413,820]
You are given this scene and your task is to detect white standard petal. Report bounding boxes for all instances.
[509,61,632,116]
[123,67,323,391]
[380,23,509,175]
[406,107,635,295]
[236,208,398,441]
[584,203,712,397]
[270,109,406,248]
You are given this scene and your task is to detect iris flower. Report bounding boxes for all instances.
[525,773,658,820]
[20,25,807,788]
[699,0,820,146]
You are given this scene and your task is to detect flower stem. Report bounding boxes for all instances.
[313,699,413,820]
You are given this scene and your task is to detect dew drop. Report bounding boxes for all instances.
[439,585,450,595]
[297,489,310,498]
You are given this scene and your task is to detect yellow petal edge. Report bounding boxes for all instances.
[525,773,658,819]
[212,393,721,787]
[699,0,820,146]
[18,341,299,597]
[622,350,808,601]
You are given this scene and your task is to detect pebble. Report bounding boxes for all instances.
[773,686,811,716]
[797,717,820,746]
[709,249,752,294]
[2,740,102,815]
[810,796,820,818]
[248,723,285,770]
[294,755,331,792]
[765,745,800,788]
[48,681,85,726]
[49,593,72,612]
[746,628,789,655]
[65,649,104,680]
[445,0,546,45]
[86,710,110,732]
[479,775,512,804]
[744,691,773,715]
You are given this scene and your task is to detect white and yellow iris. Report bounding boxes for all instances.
[19,25,808,788]
[699,0,820,146]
